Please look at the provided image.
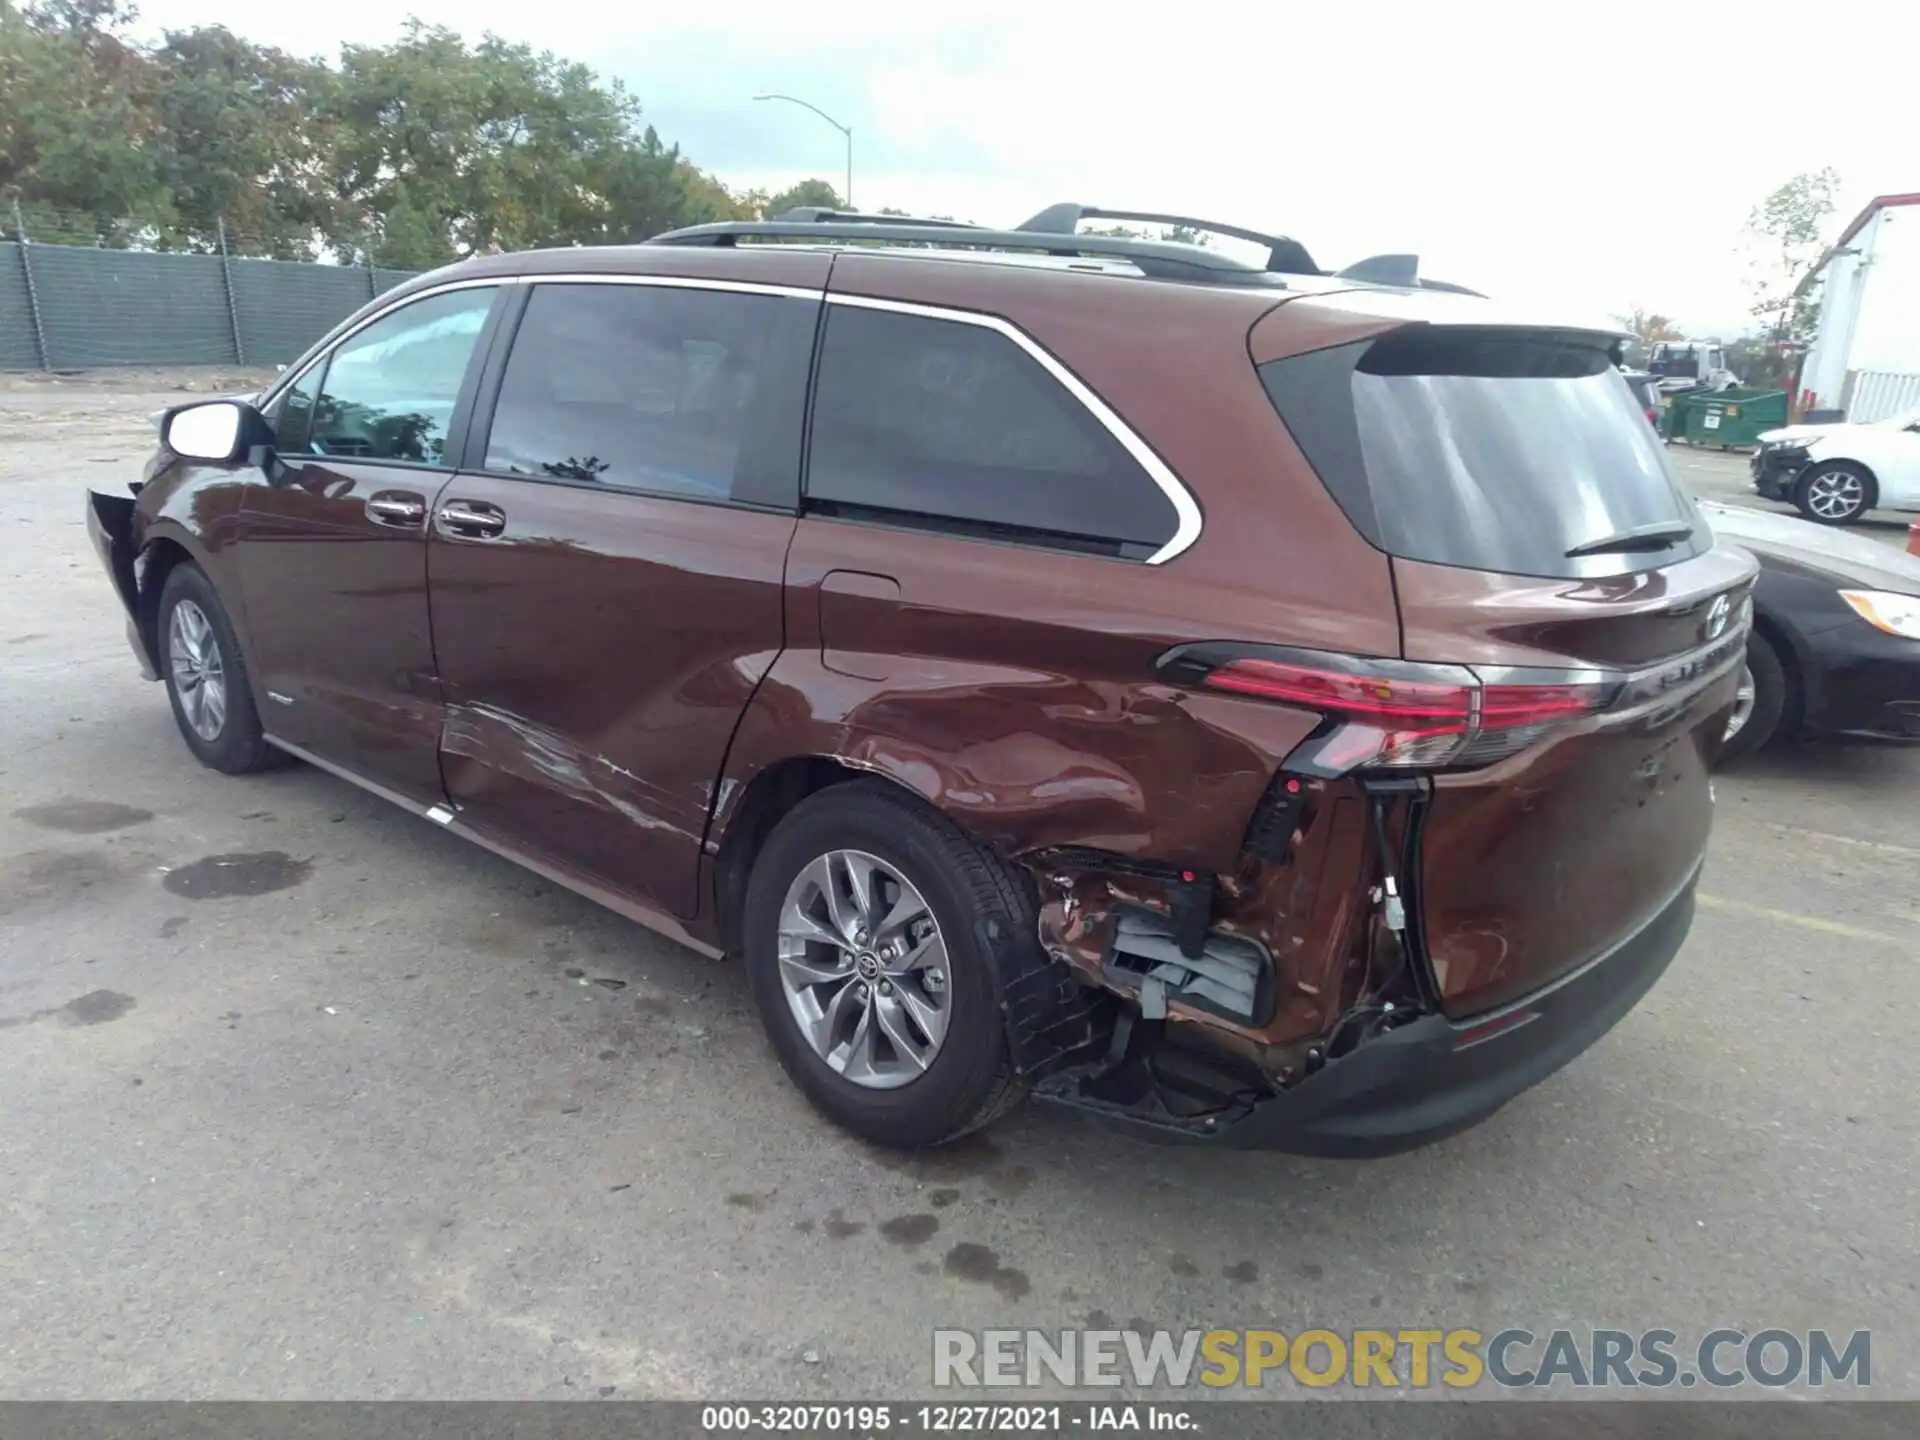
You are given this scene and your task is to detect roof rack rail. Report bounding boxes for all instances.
[650,205,1476,295]
[1015,204,1321,277]
[649,216,1290,286]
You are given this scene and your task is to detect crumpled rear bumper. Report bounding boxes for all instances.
[1042,866,1699,1157]
[86,490,157,679]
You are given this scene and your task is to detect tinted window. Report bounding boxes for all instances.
[806,306,1177,555]
[273,367,318,453]
[1646,344,1699,379]
[484,284,800,501]
[303,288,495,464]
[1262,330,1705,579]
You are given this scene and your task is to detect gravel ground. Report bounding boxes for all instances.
[2,371,1916,1402]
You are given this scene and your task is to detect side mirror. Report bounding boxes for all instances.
[163,400,269,464]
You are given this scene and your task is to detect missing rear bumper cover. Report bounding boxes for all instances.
[1036,872,1699,1154]
[1104,906,1273,1026]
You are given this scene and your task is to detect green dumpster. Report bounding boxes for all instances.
[1681,388,1789,449]
[1658,385,1708,442]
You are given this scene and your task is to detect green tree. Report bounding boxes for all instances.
[0,0,167,232]
[325,22,670,265]
[1084,222,1209,246]
[1612,308,1682,345]
[1745,168,1839,346]
[1726,333,1798,392]
[760,178,844,217]
[1,5,756,259]
[580,129,752,244]
[147,25,339,256]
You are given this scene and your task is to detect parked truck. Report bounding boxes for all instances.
[1647,339,1739,396]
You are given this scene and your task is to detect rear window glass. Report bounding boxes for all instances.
[1646,344,1699,378]
[1261,330,1706,579]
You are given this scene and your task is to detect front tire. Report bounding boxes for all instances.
[741,781,1031,1147]
[1794,462,1875,525]
[158,563,277,774]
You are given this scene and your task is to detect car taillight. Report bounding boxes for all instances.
[1163,648,1612,774]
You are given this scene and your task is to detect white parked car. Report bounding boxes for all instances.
[1750,405,1920,525]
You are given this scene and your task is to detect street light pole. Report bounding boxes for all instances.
[752,93,854,209]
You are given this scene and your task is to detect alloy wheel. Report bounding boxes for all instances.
[1805,470,1865,520]
[167,599,228,742]
[1724,662,1756,742]
[775,848,950,1089]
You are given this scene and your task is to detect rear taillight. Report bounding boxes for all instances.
[1162,648,1612,774]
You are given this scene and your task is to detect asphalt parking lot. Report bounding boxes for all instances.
[3,370,1918,1401]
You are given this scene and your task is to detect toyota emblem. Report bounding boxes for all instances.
[1704,594,1732,641]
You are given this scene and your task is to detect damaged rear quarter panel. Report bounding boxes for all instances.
[723,517,1331,872]
[715,520,1386,1058]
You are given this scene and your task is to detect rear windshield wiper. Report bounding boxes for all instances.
[1564,520,1696,558]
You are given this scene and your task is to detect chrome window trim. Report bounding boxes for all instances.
[259,276,507,413]
[259,272,1207,564]
[263,274,816,413]
[525,272,821,300]
[824,292,1204,565]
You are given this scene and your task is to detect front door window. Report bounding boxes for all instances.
[293,288,495,465]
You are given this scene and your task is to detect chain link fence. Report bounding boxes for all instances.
[2,202,426,372]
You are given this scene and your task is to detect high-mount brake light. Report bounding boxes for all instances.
[1178,653,1611,774]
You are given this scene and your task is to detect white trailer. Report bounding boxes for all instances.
[1796,193,1920,422]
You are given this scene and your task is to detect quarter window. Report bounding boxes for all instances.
[273,367,318,454]
[483,283,802,502]
[295,287,496,465]
[804,306,1178,555]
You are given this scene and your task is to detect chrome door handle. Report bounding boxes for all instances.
[365,493,426,526]
[436,500,507,538]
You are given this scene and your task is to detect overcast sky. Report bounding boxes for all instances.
[138,0,1916,335]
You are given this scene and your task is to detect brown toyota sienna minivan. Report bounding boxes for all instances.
[87,206,1756,1155]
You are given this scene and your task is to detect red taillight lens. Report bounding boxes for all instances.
[1194,656,1607,772]
[1200,659,1473,723]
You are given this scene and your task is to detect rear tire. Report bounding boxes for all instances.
[1718,634,1787,764]
[741,781,1031,1148]
[158,563,278,775]
[1794,462,1875,525]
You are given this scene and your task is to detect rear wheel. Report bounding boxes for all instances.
[741,781,1030,1147]
[158,563,277,774]
[1718,633,1788,764]
[1794,462,1875,525]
